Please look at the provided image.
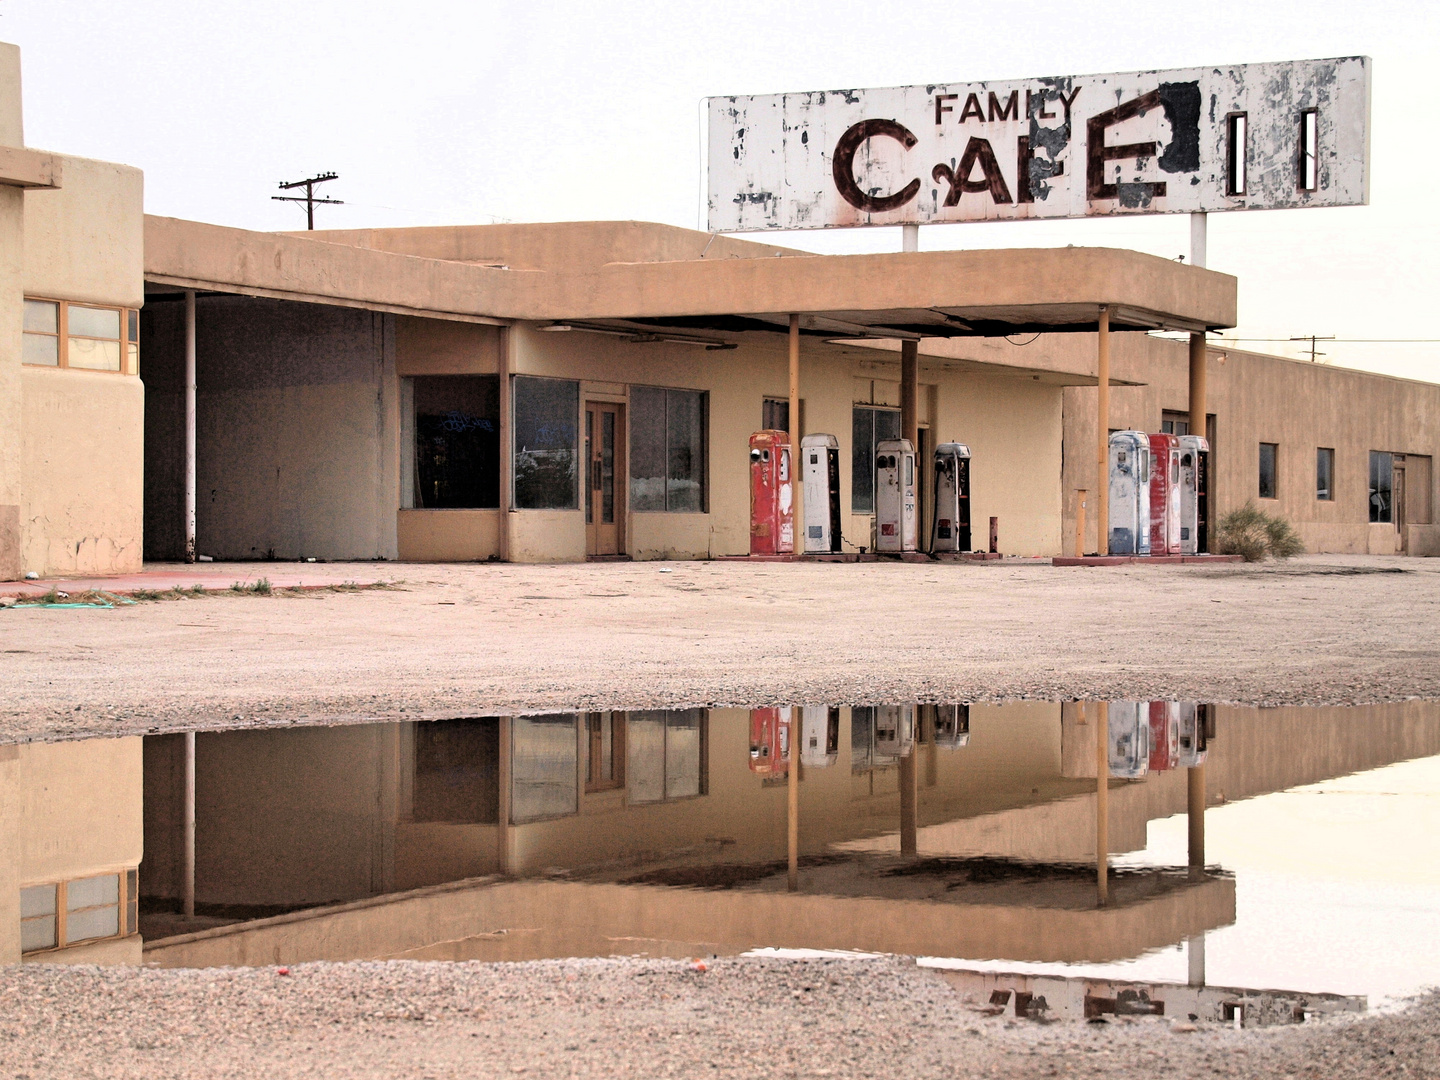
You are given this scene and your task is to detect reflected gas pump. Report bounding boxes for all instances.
[1107,701,1150,779]
[801,434,842,554]
[800,705,839,768]
[1107,432,1152,555]
[1147,701,1181,772]
[749,707,791,776]
[933,703,970,748]
[931,443,972,553]
[875,438,917,553]
[749,431,793,555]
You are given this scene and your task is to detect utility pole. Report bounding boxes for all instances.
[1289,335,1335,363]
[272,172,343,230]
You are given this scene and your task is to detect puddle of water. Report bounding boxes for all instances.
[7,700,1440,1022]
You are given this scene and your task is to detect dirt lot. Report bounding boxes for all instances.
[2,553,1439,744]
[2,956,1435,1080]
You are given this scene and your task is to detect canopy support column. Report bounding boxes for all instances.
[184,290,197,563]
[1094,306,1110,555]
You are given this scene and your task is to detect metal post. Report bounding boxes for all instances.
[1189,212,1208,451]
[1094,306,1111,555]
[184,290,197,564]
[901,342,919,448]
[1096,701,1109,907]
[1188,763,1206,880]
[787,719,799,892]
[182,730,196,918]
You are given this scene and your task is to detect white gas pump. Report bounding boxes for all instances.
[1177,435,1210,555]
[1176,701,1208,768]
[801,705,839,768]
[931,442,972,553]
[1107,701,1151,779]
[801,433,842,554]
[875,438,917,553]
[933,703,970,748]
[874,703,916,761]
[1107,431,1152,555]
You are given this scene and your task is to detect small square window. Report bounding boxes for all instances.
[1259,443,1278,499]
[1316,448,1334,501]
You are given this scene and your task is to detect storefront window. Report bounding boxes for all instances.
[627,710,706,805]
[511,715,579,823]
[413,376,500,509]
[631,386,707,512]
[852,406,901,513]
[513,376,578,510]
[1316,448,1334,501]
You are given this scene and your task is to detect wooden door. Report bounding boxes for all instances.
[585,403,624,556]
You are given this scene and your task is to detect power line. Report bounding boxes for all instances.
[272,172,343,230]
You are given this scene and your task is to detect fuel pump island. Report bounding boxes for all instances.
[744,427,1230,563]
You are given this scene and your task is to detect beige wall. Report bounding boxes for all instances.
[11,144,144,576]
[0,737,143,963]
[1061,336,1440,555]
[0,44,23,578]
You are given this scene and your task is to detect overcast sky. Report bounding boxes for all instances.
[6,0,1437,381]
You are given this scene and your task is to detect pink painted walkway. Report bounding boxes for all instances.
[0,561,396,598]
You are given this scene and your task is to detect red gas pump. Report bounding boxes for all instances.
[749,707,790,777]
[749,431,794,555]
[1147,434,1181,555]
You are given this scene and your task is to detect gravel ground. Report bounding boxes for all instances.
[2,554,1439,744]
[2,956,1435,1079]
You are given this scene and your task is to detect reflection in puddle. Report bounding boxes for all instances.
[5,701,1439,1021]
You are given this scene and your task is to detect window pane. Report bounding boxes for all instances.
[21,884,56,918]
[1317,448,1334,501]
[22,332,59,365]
[21,916,56,952]
[851,409,874,513]
[627,711,666,805]
[513,377,578,510]
[127,308,139,343]
[875,409,901,443]
[68,306,121,339]
[413,376,500,509]
[1370,452,1393,523]
[763,398,788,433]
[851,706,875,774]
[630,386,667,511]
[23,299,57,333]
[665,710,703,799]
[511,715,578,823]
[1259,443,1277,499]
[65,904,119,943]
[68,874,119,910]
[413,718,499,824]
[667,390,705,513]
[68,337,121,371]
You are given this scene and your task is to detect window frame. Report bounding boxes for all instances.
[1316,447,1335,502]
[20,868,138,955]
[22,297,139,375]
[629,384,710,514]
[1258,442,1278,500]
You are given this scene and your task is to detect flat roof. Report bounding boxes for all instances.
[145,216,1237,341]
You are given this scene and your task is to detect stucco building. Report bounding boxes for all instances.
[0,40,1435,577]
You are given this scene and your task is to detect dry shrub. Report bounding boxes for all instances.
[1216,500,1305,562]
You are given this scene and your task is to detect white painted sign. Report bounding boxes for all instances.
[707,58,1369,232]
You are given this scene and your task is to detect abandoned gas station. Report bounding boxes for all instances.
[3,45,1439,581]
